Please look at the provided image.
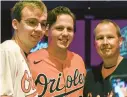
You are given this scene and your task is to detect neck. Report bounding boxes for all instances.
[12,34,31,54]
[47,45,67,60]
[103,55,123,68]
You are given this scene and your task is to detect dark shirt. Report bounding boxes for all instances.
[84,58,127,97]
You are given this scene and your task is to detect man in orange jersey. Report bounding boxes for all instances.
[28,6,86,97]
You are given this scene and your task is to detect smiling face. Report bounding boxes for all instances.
[13,6,47,48]
[94,22,123,59]
[48,14,74,50]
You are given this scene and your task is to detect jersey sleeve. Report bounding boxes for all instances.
[0,47,15,96]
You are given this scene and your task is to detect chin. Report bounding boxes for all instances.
[57,43,66,48]
[58,45,68,50]
[102,55,113,59]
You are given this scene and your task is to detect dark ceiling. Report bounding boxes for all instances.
[1,1,127,19]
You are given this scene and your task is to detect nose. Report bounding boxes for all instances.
[103,37,109,44]
[35,23,42,32]
[62,28,69,36]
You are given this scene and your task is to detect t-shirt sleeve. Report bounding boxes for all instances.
[83,70,94,96]
[0,48,15,96]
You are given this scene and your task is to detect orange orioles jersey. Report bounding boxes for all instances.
[28,49,86,97]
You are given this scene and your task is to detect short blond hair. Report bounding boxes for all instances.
[11,0,47,22]
[94,19,121,37]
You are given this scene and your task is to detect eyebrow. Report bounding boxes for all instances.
[41,20,47,22]
[26,18,47,22]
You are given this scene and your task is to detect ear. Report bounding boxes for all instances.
[12,19,19,30]
[94,40,98,48]
[119,36,123,47]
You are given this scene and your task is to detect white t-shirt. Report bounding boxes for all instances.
[0,40,37,97]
